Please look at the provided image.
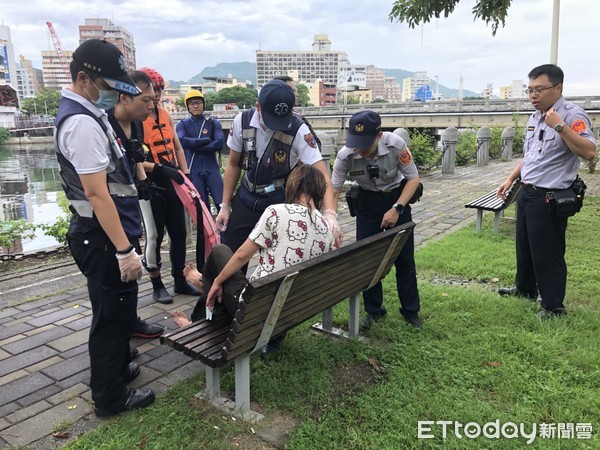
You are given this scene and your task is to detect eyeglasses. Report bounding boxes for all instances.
[526,84,559,96]
[188,101,203,107]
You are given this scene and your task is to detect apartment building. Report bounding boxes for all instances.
[79,18,136,71]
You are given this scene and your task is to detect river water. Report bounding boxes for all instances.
[0,144,64,253]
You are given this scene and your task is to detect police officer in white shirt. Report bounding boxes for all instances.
[331,110,423,330]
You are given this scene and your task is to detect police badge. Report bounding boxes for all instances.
[274,148,286,164]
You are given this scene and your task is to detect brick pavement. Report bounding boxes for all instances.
[0,158,598,448]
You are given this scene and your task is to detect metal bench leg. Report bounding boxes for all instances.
[348,293,360,338]
[205,366,220,401]
[233,356,264,422]
[494,211,501,234]
[322,307,333,332]
[476,209,483,233]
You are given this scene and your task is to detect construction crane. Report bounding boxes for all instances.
[45,21,71,83]
[19,55,42,95]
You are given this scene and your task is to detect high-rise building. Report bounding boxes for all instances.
[16,59,44,99]
[481,83,493,99]
[256,34,348,89]
[384,76,401,103]
[79,18,136,71]
[41,50,74,91]
[499,80,526,99]
[366,65,385,100]
[0,25,18,88]
[402,71,430,101]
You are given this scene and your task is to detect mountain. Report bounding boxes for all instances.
[169,62,479,99]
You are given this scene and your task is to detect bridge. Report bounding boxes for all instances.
[173,96,600,134]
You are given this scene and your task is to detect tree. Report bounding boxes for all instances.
[296,83,311,107]
[0,127,10,144]
[371,98,388,104]
[20,89,62,116]
[209,86,258,110]
[389,0,512,36]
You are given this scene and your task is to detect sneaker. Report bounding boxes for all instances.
[129,346,139,360]
[153,287,173,304]
[360,313,385,332]
[133,316,163,338]
[121,362,141,383]
[498,287,537,301]
[94,387,155,417]
[174,281,201,296]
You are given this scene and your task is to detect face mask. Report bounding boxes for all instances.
[87,77,119,110]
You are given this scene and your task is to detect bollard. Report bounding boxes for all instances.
[476,127,491,166]
[316,131,336,174]
[501,127,515,161]
[393,128,411,148]
[441,127,458,174]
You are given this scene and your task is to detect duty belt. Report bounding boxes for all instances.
[522,183,553,194]
[242,176,285,194]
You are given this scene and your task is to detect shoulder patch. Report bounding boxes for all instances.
[571,119,587,134]
[398,148,413,165]
[304,133,317,149]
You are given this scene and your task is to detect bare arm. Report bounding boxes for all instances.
[221,150,242,205]
[311,159,336,211]
[80,171,131,251]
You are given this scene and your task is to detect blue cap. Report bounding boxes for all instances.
[258,80,295,131]
[346,110,382,149]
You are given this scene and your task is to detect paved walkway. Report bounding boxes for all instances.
[1,158,598,448]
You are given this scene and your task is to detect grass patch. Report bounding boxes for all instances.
[66,197,600,449]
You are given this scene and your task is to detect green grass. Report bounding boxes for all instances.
[65,197,600,449]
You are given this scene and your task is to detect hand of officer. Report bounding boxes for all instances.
[195,137,211,147]
[115,247,143,282]
[135,178,153,201]
[323,209,343,248]
[496,179,513,201]
[153,163,184,184]
[544,109,562,129]
[381,208,401,229]
[216,204,230,232]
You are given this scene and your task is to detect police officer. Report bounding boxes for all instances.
[176,89,224,211]
[331,110,423,330]
[55,39,154,416]
[497,64,596,318]
[215,79,340,263]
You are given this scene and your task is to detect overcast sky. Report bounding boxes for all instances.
[2,0,598,96]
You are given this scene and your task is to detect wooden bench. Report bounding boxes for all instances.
[464,179,522,233]
[161,221,415,421]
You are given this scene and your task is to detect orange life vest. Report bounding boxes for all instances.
[143,107,178,166]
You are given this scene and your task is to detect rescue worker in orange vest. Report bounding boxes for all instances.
[139,67,200,304]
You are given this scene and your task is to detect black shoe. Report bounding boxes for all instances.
[153,287,173,304]
[537,307,566,320]
[260,335,285,359]
[94,387,155,417]
[402,313,423,330]
[498,287,537,300]
[122,362,141,383]
[360,313,385,332]
[133,316,163,338]
[129,346,139,360]
[174,281,201,296]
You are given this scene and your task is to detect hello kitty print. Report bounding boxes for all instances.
[248,204,335,281]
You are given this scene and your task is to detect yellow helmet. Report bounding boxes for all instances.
[184,90,204,108]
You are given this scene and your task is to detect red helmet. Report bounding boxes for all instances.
[139,67,165,90]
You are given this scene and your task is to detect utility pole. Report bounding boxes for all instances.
[550,0,560,64]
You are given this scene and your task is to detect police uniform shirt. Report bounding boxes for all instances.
[56,88,116,175]
[521,96,595,189]
[331,131,419,192]
[226,109,322,167]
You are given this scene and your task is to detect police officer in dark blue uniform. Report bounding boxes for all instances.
[55,39,155,416]
[332,110,423,330]
[497,64,596,318]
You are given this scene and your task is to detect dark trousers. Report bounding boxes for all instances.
[356,194,420,317]
[147,179,188,283]
[68,226,137,410]
[189,168,223,212]
[515,190,568,311]
[191,244,248,323]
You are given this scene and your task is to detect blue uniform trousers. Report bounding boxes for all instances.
[355,191,420,317]
[515,188,568,311]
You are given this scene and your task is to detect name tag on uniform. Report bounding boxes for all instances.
[527,126,535,131]
[349,170,364,176]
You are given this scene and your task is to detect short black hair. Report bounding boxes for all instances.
[69,59,96,82]
[528,64,564,85]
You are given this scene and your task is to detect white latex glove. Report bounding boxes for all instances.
[216,204,231,232]
[323,209,343,247]
[115,248,143,282]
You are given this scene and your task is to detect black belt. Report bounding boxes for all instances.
[522,184,553,194]
[359,186,401,198]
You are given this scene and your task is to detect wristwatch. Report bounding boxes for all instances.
[393,203,404,214]
[554,122,566,132]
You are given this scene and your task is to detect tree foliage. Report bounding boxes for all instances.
[20,89,62,116]
[389,0,512,35]
[0,127,10,143]
[205,86,258,111]
[296,83,311,107]
[409,128,438,170]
